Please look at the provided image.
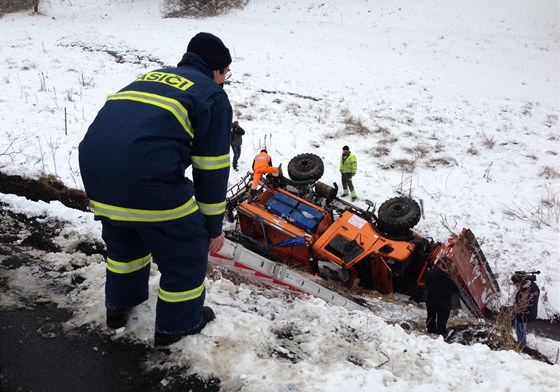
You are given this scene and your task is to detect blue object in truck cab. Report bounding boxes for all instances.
[265,192,325,233]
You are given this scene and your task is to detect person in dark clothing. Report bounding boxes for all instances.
[231,121,245,171]
[511,273,540,347]
[79,32,233,347]
[424,263,458,336]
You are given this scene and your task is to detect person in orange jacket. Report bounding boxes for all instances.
[248,149,279,203]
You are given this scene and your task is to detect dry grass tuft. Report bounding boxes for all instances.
[390,158,417,173]
[403,144,430,158]
[539,166,560,179]
[373,126,391,137]
[426,157,457,168]
[479,132,497,149]
[466,146,479,155]
[343,115,370,135]
[370,146,391,157]
[379,136,398,146]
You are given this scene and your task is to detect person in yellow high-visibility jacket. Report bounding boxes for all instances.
[248,149,279,203]
[340,145,357,201]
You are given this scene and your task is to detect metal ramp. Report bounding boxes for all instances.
[210,239,364,311]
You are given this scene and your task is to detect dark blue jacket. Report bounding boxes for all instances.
[515,280,540,322]
[79,53,232,238]
[425,267,458,308]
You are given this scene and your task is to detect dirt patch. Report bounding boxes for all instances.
[0,172,90,211]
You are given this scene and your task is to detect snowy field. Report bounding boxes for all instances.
[0,0,559,390]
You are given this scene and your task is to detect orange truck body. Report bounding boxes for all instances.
[236,186,500,317]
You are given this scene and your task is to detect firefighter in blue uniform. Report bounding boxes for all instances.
[79,32,233,346]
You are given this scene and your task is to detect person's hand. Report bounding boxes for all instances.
[208,232,225,254]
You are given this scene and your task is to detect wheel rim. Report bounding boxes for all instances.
[389,202,409,217]
[297,159,312,170]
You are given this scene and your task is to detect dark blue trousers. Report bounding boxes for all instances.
[231,145,241,169]
[101,211,209,333]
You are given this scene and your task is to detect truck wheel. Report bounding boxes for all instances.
[287,153,324,181]
[377,196,421,235]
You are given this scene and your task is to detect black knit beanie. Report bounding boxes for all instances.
[187,32,232,71]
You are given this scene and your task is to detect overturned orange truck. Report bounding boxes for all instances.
[225,153,501,318]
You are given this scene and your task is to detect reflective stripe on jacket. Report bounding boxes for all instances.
[252,152,272,171]
[340,152,357,174]
[79,53,232,237]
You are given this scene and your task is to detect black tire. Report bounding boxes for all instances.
[287,153,324,181]
[377,196,421,235]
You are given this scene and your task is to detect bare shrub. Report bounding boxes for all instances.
[0,135,26,162]
[163,0,248,18]
[440,215,458,233]
[492,305,519,351]
[78,72,95,87]
[0,0,39,14]
[501,188,560,228]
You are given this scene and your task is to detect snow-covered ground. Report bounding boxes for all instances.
[1,0,559,390]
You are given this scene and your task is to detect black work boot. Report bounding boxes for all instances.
[106,307,132,329]
[247,189,256,204]
[154,306,216,347]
